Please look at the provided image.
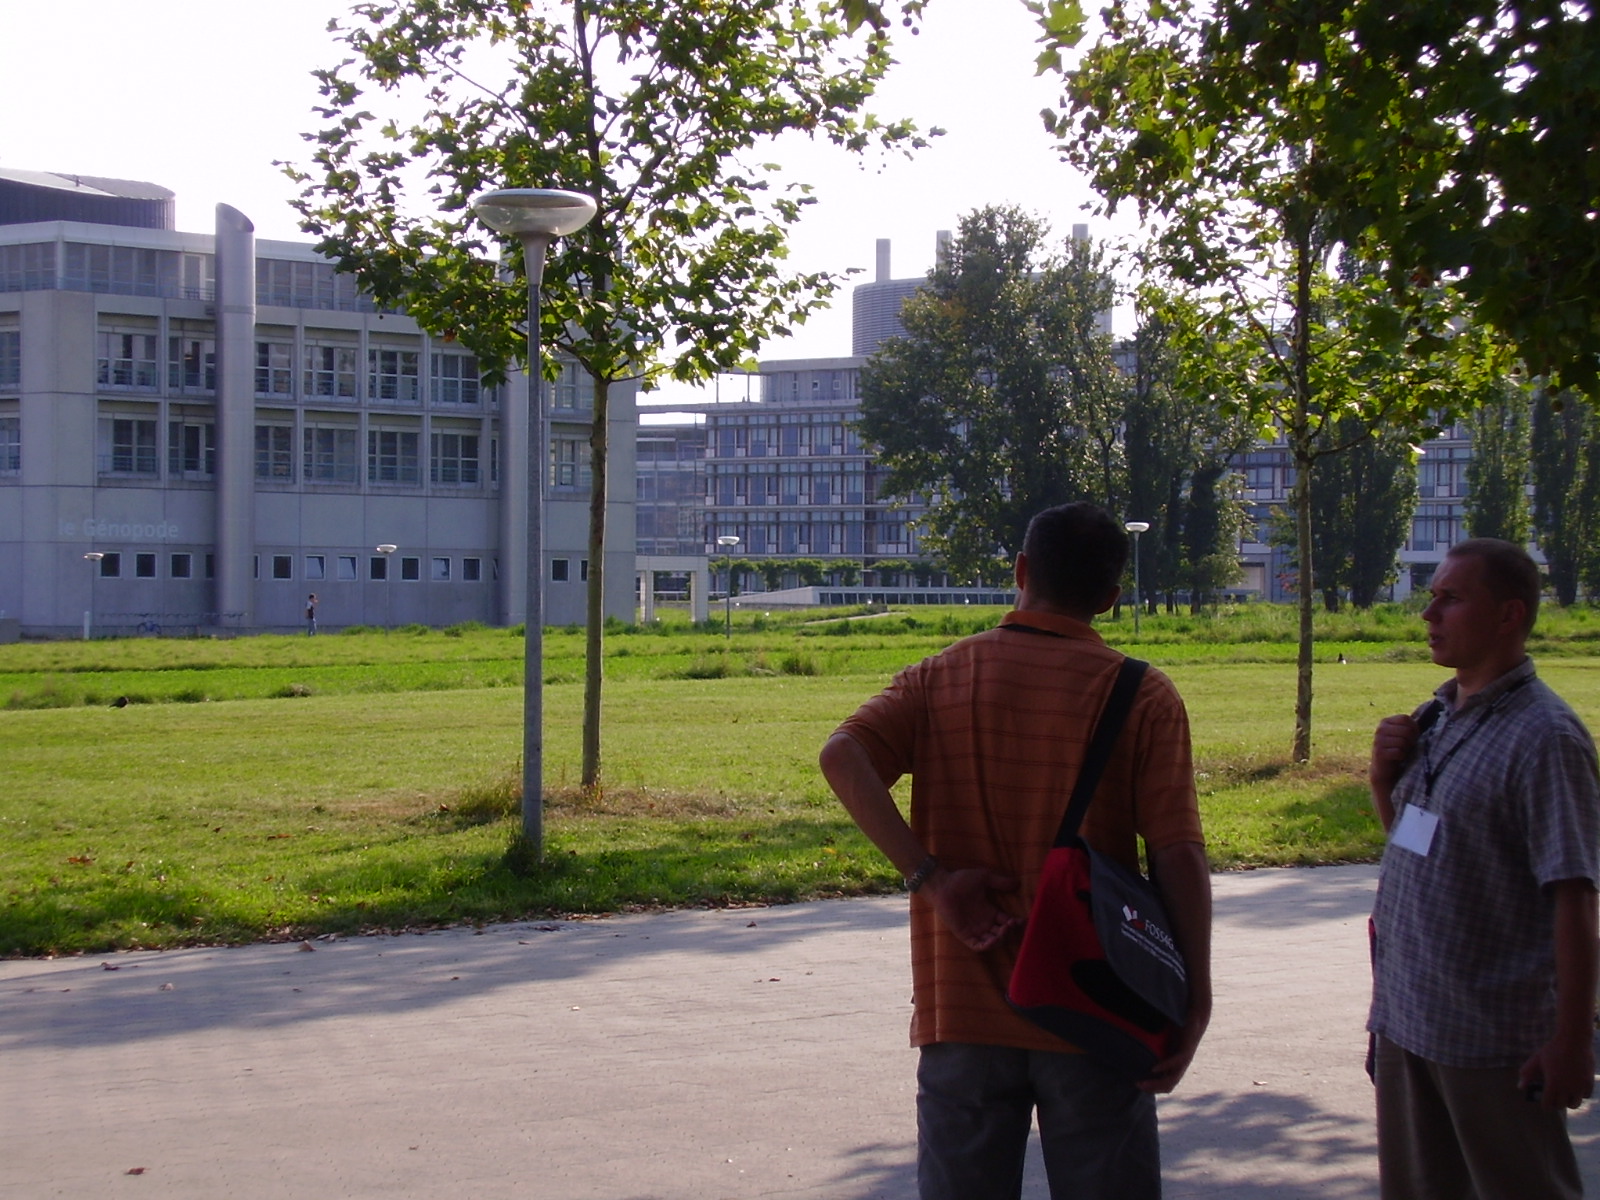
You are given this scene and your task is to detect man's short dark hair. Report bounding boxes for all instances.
[1021,503,1129,614]
[1446,538,1541,634]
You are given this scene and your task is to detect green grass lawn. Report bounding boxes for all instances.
[5,603,1600,956]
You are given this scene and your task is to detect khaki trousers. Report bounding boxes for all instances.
[1374,1035,1581,1200]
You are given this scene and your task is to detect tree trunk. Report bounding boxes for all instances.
[1290,214,1315,764]
[582,375,607,790]
[1292,454,1315,762]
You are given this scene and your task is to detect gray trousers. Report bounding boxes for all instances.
[916,1042,1159,1200]
[1374,1035,1581,1200]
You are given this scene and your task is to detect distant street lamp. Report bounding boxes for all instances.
[376,544,397,630]
[472,187,598,856]
[83,552,104,640]
[1124,521,1150,636]
[717,535,741,638]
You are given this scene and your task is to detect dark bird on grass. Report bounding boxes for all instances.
[110,695,129,708]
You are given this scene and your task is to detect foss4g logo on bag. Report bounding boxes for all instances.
[1117,904,1183,974]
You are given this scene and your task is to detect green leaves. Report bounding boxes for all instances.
[286,0,930,389]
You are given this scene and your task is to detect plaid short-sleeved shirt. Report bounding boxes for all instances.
[1368,658,1600,1068]
[835,609,1202,1051]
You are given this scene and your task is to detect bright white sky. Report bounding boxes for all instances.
[0,0,1138,401]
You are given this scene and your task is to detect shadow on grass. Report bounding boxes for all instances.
[1206,777,1385,871]
[0,815,894,958]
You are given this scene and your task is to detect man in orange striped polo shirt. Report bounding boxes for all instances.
[821,502,1212,1200]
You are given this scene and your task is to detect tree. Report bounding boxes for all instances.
[1181,463,1249,610]
[1041,0,1461,760]
[1034,0,1600,396]
[1531,390,1600,605]
[288,0,927,789]
[1465,382,1533,546]
[1123,291,1255,611]
[1287,418,1417,610]
[856,206,1125,581]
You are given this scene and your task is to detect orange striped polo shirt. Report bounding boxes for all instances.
[835,608,1202,1050]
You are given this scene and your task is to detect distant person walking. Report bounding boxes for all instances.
[306,593,318,636]
[1368,538,1599,1200]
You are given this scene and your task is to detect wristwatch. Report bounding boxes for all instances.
[905,854,939,893]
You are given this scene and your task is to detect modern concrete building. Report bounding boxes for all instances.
[665,228,1473,608]
[0,169,635,637]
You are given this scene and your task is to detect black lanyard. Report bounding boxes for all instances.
[1417,677,1530,802]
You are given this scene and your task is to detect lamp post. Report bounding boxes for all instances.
[716,534,740,638]
[1124,521,1150,636]
[82,552,104,640]
[472,187,598,855]
[375,544,397,629]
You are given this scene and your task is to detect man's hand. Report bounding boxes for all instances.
[1370,714,1421,830]
[1140,1002,1212,1094]
[921,866,1021,953]
[1519,1031,1595,1111]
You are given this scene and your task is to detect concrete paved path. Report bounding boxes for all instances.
[3,865,1597,1198]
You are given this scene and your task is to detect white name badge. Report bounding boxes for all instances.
[1391,805,1440,857]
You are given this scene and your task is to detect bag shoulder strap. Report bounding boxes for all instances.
[1054,656,1149,847]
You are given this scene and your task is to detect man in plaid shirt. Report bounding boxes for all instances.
[1369,538,1600,1200]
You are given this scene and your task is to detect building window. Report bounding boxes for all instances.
[431,557,451,581]
[337,555,358,582]
[462,557,481,582]
[100,417,158,474]
[304,344,358,400]
[370,555,388,581]
[181,253,214,301]
[581,559,589,582]
[257,258,369,313]
[0,243,57,293]
[0,416,18,473]
[430,431,480,484]
[551,558,570,582]
[168,333,216,393]
[255,342,294,397]
[305,555,326,581]
[0,330,18,390]
[272,555,293,580]
[400,556,420,581]
[368,348,421,404]
[168,421,216,478]
[135,553,157,579]
[205,553,215,579]
[170,553,193,579]
[304,426,359,483]
[368,429,421,484]
[431,351,480,405]
[551,435,592,488]
[255,424,294,481]
[97,331,159,389]
[552,361,590,410]
[99,552,122,578]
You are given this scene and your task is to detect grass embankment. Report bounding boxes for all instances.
[5,603,1600,956]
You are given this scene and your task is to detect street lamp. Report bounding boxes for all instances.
[1124,521,1150,636]
[716,534,741,638]
[472,187,598,855]
[82,552,104,640]
[375,545,397,630]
